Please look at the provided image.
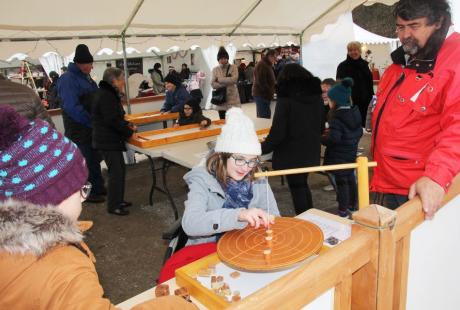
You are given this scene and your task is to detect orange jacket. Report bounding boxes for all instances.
[371,32,460,195]
[0,201,115,310]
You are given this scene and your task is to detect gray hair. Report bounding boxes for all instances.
[102,67,124,86]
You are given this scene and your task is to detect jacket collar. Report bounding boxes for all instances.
[98,80,121,98]
[0,200,82,256]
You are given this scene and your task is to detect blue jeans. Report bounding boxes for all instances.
[254,96,271,119]
[372,192,408,210]
[76,143,105,195]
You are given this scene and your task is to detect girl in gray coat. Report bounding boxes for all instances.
[182,108,280,245]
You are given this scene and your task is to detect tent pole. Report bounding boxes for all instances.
[120,0,145,115]
[121,32,131,114]
[228,0,263,36]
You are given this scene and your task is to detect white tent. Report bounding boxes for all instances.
[302,12,398,80]
[0,0,396,60]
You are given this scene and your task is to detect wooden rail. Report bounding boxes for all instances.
[124,110,179,125]
[255,157,377,210]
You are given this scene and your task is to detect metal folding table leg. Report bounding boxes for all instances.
[146,155,179,220]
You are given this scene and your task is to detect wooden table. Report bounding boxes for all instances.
[116,209,351,310]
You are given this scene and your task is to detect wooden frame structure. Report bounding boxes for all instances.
[128,119,270,148]
[225,160,460,310]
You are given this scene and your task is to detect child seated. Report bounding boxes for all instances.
[182,107,280,245]
[321,78,363,217]
[175,99,211,129]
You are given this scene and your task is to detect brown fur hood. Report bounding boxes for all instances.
[0,200,82,256]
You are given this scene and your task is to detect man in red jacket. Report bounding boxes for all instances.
[371,0,460,220]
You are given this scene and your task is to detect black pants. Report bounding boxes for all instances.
[218,110,226,120]
[372,192,408,210]
[286,173,313,215]
[333,171,357,212]
[101,150,126,212]
[76,143,105,195]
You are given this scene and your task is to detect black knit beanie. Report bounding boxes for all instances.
[73,44,94,64]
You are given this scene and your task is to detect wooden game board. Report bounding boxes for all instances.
[217,217,324,271]
[124,110,179,125]
[128,119,270,148]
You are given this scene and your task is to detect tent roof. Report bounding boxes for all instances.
[0,0,396,59]
[352,23,398,44]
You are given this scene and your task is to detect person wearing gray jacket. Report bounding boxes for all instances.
[182,108,280,245]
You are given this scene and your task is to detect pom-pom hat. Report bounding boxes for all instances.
[217,46,230,61]
[214,108,261,156]
[0,105,88,206]
[327,77,354,107]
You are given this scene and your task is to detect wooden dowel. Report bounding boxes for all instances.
[255,161,377,178]
[357,156,370,210]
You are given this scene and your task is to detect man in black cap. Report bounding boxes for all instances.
[57,43,106,203]
[160,72,191,113]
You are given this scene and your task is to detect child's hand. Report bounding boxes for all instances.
[199,120,208,129]
[174,123,179,128]
[238,208,275,229]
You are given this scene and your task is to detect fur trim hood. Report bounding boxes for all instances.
[0,200,82,256]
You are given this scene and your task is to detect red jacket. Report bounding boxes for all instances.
[371,32,460,195]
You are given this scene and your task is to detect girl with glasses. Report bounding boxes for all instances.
[174,99,211,129]
[182,108,280,245]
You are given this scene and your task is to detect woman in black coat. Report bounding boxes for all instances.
[92,67,134,216]
[261,64,323,214]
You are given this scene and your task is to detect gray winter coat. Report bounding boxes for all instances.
[182,166,280,245]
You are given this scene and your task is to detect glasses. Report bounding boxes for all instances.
[231,155,260,168]
[80,182,92,200]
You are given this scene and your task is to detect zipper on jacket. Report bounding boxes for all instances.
[372,72,406,158]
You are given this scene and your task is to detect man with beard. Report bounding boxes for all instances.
[371,0,460,220]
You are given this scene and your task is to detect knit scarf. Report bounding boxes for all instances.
[221,178,253,210]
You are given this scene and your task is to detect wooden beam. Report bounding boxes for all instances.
[393,235,410,310]
[334,275,352,310]
[124,110,179,125]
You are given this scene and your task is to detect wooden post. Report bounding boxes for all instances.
[357,156,370,209]
[334,275,352,310]
[351,205,397,310]
[393,235,410,310]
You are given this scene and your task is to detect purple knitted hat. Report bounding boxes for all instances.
[0,105,88,206]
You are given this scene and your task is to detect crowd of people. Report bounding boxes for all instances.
[1,0,460,307]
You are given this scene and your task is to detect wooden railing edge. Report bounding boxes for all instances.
[227,231,374,309]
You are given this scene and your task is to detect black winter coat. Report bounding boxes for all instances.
[322,106,363,167]
[261,77,323,170]
[336,56,374,126]
[91,81,133,151]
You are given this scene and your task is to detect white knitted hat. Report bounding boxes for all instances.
[215,108,261,155]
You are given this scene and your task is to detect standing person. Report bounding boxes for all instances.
[179,63,191,81]
[160,72,191,113]
[244,62,255,101]
[371,0,460,220]
[182,108,279,245]
[150,63,165,94]
[322,78,363,217]
[0,74,54,126]
[252,49,276,119]
[211,46,240,120]
[0,105,198,310]
[261,64,323,215]
[58,44,105,203]
[92,68,135,216]
[46,71,61,109]
[336,41,374,127]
